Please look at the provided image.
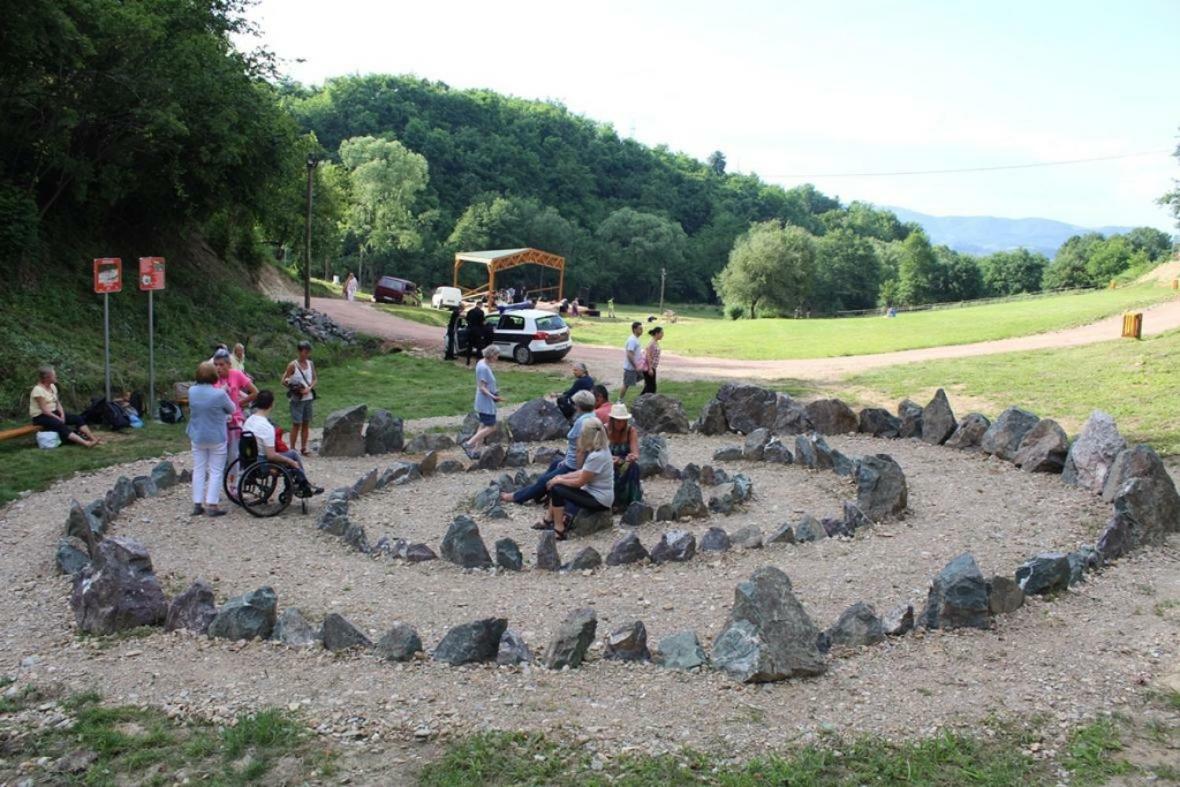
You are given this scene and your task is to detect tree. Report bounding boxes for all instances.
[1083,236,1148,284]
[593,208,689,302]
[812,229,881,313]
[894,231,938,306]
[1043,232,1104,289]
[707,151,727,176]
[931,246,985,302]
[714,221,816,318]
[1122,226,1174,262]
[979,248,1048,296]
[1160,133,1180,230]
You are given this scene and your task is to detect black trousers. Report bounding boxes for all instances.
[550,483,608,517]
[641,370,657,394]
[33,412,86,441]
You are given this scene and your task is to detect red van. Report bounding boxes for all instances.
[373,276,420,305]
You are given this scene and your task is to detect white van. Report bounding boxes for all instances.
[431,286,463,310]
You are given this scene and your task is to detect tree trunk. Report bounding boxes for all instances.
[749,298,758,320]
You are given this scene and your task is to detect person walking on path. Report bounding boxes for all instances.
[619,321,644,401]
[463,346,503,456]
[641,326,663,395]
[343,271,358,302]
[606,402,642,511]
[281,340,317,456]
[186,361,235,517]
[29,366,99,447]
[545,418,614,539]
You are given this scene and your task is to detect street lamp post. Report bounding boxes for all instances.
[303,154,318,310]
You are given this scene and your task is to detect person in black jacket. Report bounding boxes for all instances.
[553,362,594,420]
[464,303,485,367]
[444,307,461,360]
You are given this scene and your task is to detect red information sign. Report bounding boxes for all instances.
[138,257,166,291]
[93,258,122,294]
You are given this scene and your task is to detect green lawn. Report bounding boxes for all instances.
[566,286,1176,360]
[849,328,1180,454]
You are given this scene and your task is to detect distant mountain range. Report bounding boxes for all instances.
[886,207,1136,257]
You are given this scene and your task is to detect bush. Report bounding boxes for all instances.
[727,304,745,321]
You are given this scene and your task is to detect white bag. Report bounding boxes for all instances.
[36,431,61,449]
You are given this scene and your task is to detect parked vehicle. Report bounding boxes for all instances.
[431,286,463,310]
[452,308,572,364]
[373,276,420,305]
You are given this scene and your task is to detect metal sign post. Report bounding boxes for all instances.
[139,258,166,421]
[93,258,123,404]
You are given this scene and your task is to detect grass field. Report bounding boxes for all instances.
[850,328,1180,454]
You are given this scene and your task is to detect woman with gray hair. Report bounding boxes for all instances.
[281,340,317,456]
[462,345,503,457]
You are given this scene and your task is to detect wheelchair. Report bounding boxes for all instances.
[223,430,309,517]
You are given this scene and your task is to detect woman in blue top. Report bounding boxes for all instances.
[187,361,235,517]
[463,345,503,457]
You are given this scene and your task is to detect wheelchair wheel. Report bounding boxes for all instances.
[237,462,294,518]
[223,458,243,506]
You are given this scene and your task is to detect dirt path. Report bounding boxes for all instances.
[294,295,1180,382]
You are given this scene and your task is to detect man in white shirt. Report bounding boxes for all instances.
[619,321,644,402]
[242,390,322,496]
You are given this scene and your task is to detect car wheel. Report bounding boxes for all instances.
[513,344,533,365]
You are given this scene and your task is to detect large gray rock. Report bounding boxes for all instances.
[606,533,649,565]
[1102,445,1180,545]
[55,537,90,575]
[569,508,614,537]
[980,407,1040,461]
[440,516,493,569]
[804,399,858,435]
[621,501,654,527]
[855,454,907,520]
[945,413,991,451]
[670,479,708,519]
[273,609,320,648]
[604,621,650,662]
[763,439,793,464]
[150,461,178,490]
[507,398,568,442]
[473,443,507,471]
[632,394,691,434]
[655,630,708,670]
[1015,552,1071,595]
[496,629,533,665]
[403,543,438,562]
[320,404,368,457]
[897,399,923,438]
[794,515,825,543]
[131,475,159,499]
[504,443,530,468]
[66,498,108,542]
[730,525,764,550]
[1063,411,1126,493]
[351,468,379,497]
[1014,418,1070,473]
[650,530,696,564]
[316,497,350,536]
[364,409,404,454]
[418,450,439,477]
[342,522,371,554]
[712,444,744,462]
[919,554,989,630]
[715,383,812,435]
[882,604,914,636]
[637,434,669,479]
[164,579,217,634]
[377,622,423,661]
[742,428,771,460]
[858,408,901,438]
[494,538,523,571]
[766,522,796,545]
[536,531,561,571]
[826,602,884,649]
[699,527,732,552]
[207,587,277,641]
[711,566,826,682]
[433,618,508,665]
[544,607,597,669]
[70,537,167,635]
[105,476,137,515]
[921,389,957,445]
[988,576,1025,614]
[794,433,835,471]
[321,613,371,652]
[1096,510,1137,561]
[406,433,456,454]
[694,399,729,435]
[568,546,603,571]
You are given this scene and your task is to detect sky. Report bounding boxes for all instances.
[245,0,1179,231]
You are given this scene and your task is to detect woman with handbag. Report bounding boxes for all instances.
[281,340,317,457]
[641,326,663,395]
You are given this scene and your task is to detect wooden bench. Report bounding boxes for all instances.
[0,424,40,443]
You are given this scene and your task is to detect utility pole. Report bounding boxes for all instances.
[303,154,318,309]
[658,267,667,313]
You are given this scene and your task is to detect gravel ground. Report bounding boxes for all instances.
[1,425,1178,773]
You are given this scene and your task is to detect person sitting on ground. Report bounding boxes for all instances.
[231,343,246,371]
[29,366,99,447]
[545,418,614,539]
[463,345,503,456]
[554,362,594,420]
[592,384,611,424]
[606,402,642,511]
[501,389,597,513]
[242,390,323,497]
[187,361,235,517]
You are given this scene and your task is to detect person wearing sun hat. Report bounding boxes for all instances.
[605,401,642,511]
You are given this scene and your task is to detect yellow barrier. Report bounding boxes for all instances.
[1122,312,1142,339]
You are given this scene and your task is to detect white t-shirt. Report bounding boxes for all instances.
[582,448,615,508]
[243,413,276,452]
[623,335,641,371]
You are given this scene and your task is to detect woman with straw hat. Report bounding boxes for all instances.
[605,402,642,511]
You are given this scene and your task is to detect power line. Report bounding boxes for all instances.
[765,149,1171,179]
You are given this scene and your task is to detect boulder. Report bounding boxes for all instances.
[66,499,107,542]
[650,530,696,564]
[711,566,826,682]
[855,454,907,520]
[406,433,456,454]
[655,503,675,522]
[494,538,523,571]
[570,508,614,537]
[273,609,320,648]
[351,468,379,497]
[364,409,404,454]
[504,443,530,468]
[316,498,350,536]
[945,413,991,451]
[131,475,158,499]
[207,586,278,641]
[831,450,857,478]
[433,618,508,665]
[712,444,744,462]
[177,468,192,483]
[604,621,650,662]
[471,483,503,514]
[105,476,137,514]
[980,407,1040,461]
[496,629,533,665]
[699,527,732,552]
[794,433,835,471]
[842,501,872,531]
[150,461,178,490]
[342,523,370,554]
[987,576,1025,615]
[536,531,561,571]
[655,630,708,670]
[606,533,649,566]
[694,399,729,435]
[631,394,691,434]
[766,523,796,545]
[1067,547,1100,585]
[921,389,957,445]
[661,464,683,481]
[544,607,597,669]
[670,479,709,519]
[507,398,568,442]
[533,446,563,466]
[794,515,825,543]
[716,383,780,434]
[858,408,901,438]
[1013,418,1069,473]
[70,537,167,635]
[440,516,493,569]
[637,434,669,479]
[730,525,764,550]
[1015,552,1071,595]
[321,613,371,652]
[1096,510,1137,561]
[826,602,884,649]
[473,443,507,471]
[1104,446,1180,545]
[568,546,603,571]
[437,459,465,474]
[403,543,438,562]
[763,439,793,464]
[897,399,923,438]
[1062,411,1126,493]
[882,604,914,636]
[919,554,989,630]
[742,428,771,460]
[457,411,510,445]
[164,579,217,634]
[822,517,850,538]
[804,399,858,435]
[376,622,423,661]
[620,501,654,527]
[418,450,439,477]
[55,537,90,575]
[320,404,368,457]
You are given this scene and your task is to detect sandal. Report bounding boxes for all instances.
[531,519,554,530]
[554,513,574,540]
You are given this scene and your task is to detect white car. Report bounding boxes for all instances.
[431,286,463,310]
[454,308,573,364]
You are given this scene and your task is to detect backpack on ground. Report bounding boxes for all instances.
[158,400,185,424]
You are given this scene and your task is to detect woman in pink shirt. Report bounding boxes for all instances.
[213,349,257,491]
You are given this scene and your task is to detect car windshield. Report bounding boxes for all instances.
[535,315,567,332]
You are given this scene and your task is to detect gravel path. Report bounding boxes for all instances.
[1,425,1178,768]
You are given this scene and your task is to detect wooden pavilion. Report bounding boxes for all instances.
[452,248,565,305]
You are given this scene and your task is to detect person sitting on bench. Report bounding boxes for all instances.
[30,366,98,447]
[242,390,323,497]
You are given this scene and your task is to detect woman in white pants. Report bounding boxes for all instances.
[187,362,235,517]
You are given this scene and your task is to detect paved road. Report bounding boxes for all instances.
[298,295,1180,382]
